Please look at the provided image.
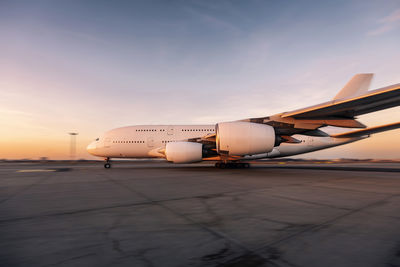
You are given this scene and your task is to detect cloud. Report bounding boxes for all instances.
[380,8,400,23]
[367,9,400,36]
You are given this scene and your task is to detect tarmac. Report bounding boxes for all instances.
[0,161,399,267]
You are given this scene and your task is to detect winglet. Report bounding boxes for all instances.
[334,73,374,100]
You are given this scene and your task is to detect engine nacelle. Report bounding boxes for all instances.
[216,122,275,156]
[165,142,203,163]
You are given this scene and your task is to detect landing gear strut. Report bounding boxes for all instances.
[215,162,250,169]
[104,158,111,169]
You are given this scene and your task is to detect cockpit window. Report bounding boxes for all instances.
[95,138,99,141]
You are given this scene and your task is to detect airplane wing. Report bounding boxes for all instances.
[281,83,400,119]
[244,74,400,136]
[331,122,400,138]
[185,74,400,151]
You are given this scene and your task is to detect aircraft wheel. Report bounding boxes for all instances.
[219,163,226,169]
[237,163,244,168]
[104,163,111,169]
[215,162,220,168]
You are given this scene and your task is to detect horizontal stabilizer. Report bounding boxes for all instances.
[331,122,400,138]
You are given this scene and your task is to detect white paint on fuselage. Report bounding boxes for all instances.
[87,125,215,158]
[244,135,366,160]
[87,125,367,160]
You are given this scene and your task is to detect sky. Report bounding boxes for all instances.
[1,0,400,160]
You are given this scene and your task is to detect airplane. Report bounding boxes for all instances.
[87,73,400,169]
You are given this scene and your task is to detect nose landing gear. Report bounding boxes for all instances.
[104,158,111,169]
[215,162,250,169]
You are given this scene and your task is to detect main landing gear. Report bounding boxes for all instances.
[215,162,250,169]
[104,158,111,169]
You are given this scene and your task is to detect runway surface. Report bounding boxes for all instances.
[0,162,399,267]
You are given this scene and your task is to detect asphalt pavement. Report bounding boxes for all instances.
[0,161,399,267]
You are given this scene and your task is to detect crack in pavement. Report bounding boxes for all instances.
[101,172,278,266]
[42,253,97,267]
[269,194,353,211]
[253,193,400,254]
[0,180,325,224]
[0,174,52,206]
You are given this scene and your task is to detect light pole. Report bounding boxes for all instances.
[68,132,78,161]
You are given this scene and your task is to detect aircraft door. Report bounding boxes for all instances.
[147,136,154,147]
[307,136,314,147]
[167,126,174,135]
[104,138,111,148]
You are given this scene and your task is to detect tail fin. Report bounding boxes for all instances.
[331,122,400,138]
[334,73,374,100]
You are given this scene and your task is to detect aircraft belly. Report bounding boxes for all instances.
[274,136,362,157]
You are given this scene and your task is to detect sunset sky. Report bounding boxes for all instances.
[1,0,400,160]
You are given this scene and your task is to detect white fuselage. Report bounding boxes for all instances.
[87,125,365,160]
[87,125,215,158]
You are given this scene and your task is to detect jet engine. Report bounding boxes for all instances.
[165,142,203,163]
[216,122,275,156]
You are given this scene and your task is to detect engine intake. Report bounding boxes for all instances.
[216,122,275,156]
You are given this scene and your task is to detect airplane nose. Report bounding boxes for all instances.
[86,141,97,155]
